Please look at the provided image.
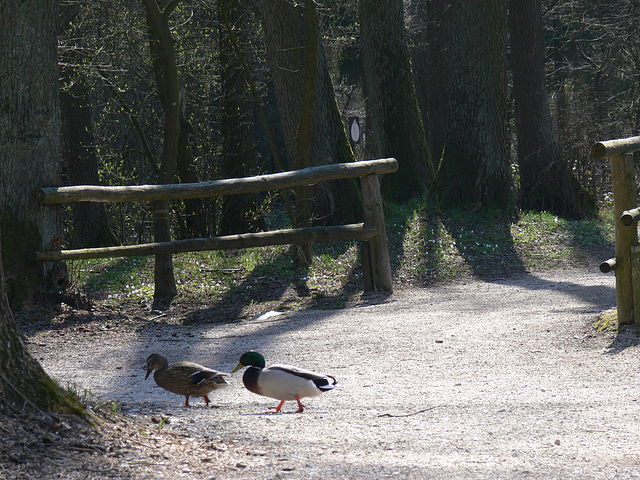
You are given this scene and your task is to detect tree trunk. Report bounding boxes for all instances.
[0,0,84,415]
[291,0,317,265]
[60,1,119,249]
[261,0,361,227]
[407,0,429,127]
[176,89,209,238]
[0,228,82,413]
[428,0,513,210]
[510,0,596,219]
[141,0,181,305]
[0,0,68,308]
[218,0,266,236]
[61,81,120,248]
[360,0,433,202]
[424,0,450,171]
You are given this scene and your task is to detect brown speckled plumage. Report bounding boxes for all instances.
[145,354,228,407]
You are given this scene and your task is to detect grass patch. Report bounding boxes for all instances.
[66,204,616,320]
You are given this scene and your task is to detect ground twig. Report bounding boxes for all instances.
[378,406,438,418]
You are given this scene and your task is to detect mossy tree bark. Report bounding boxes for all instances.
[510,0,596,219]
[141,0,181,305]
[0,230,83,414]
[261,0,361,230]
[360,0,433,202]
[427,0,513,210]
[0,0,68,308]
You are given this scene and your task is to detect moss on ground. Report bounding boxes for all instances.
[593,308,618,332]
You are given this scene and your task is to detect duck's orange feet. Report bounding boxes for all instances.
[265,400,286,413]
[203,395,211,406]
[295,395,305,413]
[183,395,191,407]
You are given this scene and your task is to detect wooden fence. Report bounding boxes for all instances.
[592,136,640,324]
[34,158,398,292]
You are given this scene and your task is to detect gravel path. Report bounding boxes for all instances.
[26,268,640,479]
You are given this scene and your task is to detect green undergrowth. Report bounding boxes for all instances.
[389,202,614,284]
[593,308,618,332]
[66,203,615,320]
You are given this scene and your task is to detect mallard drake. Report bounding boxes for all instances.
[231,351,336,413]
[145,353,229,407]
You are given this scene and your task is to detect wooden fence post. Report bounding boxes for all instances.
[610,153,638,324]
[631,246,640,324]
[360,174,393,291]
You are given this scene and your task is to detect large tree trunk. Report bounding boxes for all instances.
[60,2,119,249]
[218,0,266,236]
[510,0,595,218]
[360,0,433,202]
[141,0,181,305]
[0,0,68,308]
[261,0,361,226]
[0,0,84,414]
[0,228,82,413]
[428,0,513,210]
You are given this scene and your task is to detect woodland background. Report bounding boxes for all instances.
[1,0,640,307]
[56,0,640,242]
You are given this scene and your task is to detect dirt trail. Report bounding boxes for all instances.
[25,268,640,479]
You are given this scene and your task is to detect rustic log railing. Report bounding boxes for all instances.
[34,158,398,292]
[592,136,640,324]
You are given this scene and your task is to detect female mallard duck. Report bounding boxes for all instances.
[145,353,228,407]
[231,351,336,413]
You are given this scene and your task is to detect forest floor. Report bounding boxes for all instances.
[4,265,640,479]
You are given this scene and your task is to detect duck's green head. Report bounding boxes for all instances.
[231,351,265,373]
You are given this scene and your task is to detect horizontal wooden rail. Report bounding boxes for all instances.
[621,207,640,226]
[590,136,640,160]
[33,158,398,204]
[600,258,617,273]
[36,223,377,261]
